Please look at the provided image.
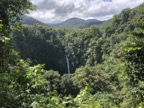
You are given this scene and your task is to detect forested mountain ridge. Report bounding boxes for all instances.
[49,17,104,28]
[1,1,144,108]
[21,15,43,25]
[21,16,104,28]
[15,4,144,73]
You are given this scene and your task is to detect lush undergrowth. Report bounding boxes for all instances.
[0,1,144,107]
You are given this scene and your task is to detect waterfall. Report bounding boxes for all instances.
[65,55,70,74]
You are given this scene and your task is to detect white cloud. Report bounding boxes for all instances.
[28,0,144,23]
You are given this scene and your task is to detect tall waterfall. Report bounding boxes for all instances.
[65,55,70,74]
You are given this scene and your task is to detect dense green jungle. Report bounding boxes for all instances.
[0,0,144,107]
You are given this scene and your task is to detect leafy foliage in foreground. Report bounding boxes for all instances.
[0,1,144,108]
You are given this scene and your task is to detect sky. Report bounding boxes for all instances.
[28,0,144,23]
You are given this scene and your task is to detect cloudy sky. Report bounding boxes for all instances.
[28,0,144,23]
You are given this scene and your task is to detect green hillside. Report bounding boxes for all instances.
[50,17,104,28]
[21,15,42,25]
[1,0,144,108]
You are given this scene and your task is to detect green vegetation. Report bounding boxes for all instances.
[21,15,43,25]
[0,0,144,107]
[49,17,104,28]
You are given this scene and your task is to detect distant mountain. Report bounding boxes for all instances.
[21,15,42,25]
[85,19,104,26]
[49,17,104,28]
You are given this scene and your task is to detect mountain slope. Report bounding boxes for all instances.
[21,15,42,25]
[50,17,104,28]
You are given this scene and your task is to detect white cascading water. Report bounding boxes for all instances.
[65,55,70,74]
